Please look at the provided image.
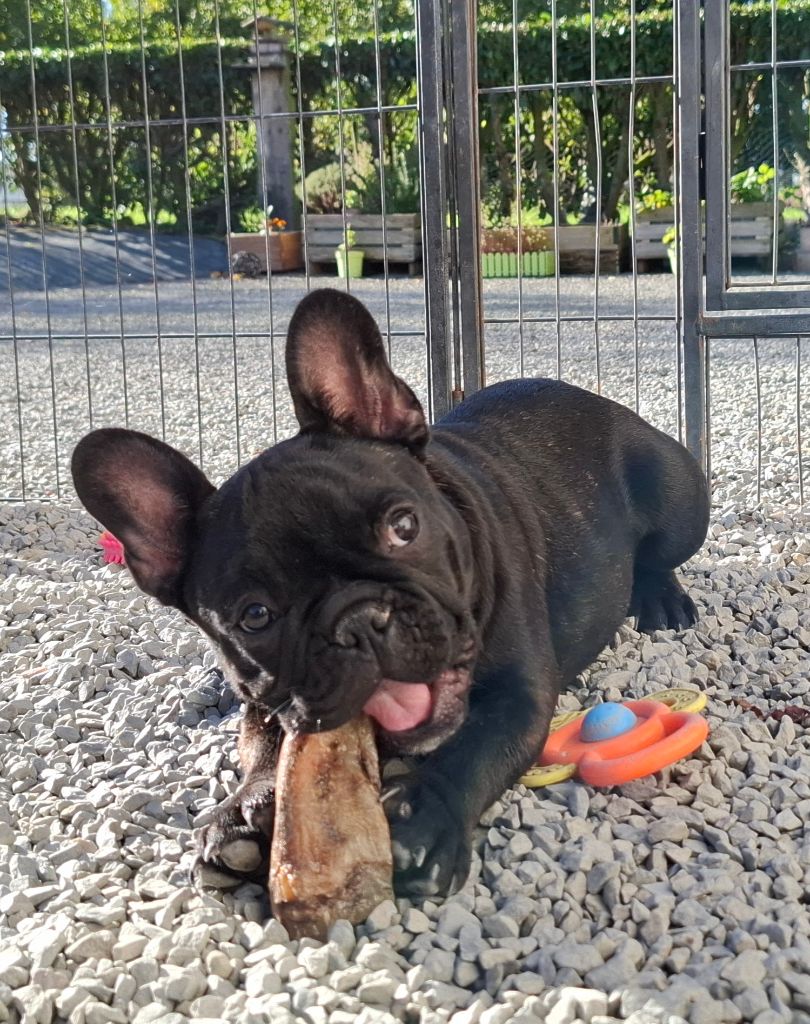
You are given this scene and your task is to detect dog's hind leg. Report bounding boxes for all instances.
[624,431,710,634]
[628,566,698,633]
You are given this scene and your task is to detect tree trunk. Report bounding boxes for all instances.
[483,98,514,220]
[605,110,631,222]
[528,93,560,221]
[651,86,673,188]
[13,144,41,223]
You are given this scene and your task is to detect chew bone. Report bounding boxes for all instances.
[269,715,394,939]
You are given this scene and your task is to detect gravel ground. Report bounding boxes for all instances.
[1,274,810,1024]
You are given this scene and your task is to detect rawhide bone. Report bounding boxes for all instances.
[269,715,394,939]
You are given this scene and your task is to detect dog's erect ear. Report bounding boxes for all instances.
[286,288,428,449]
[71,428,215,608]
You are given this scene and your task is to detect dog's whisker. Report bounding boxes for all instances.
[265,696,292,721]
[380,784,404,805]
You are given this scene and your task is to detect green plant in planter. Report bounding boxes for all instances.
[335,227,364,279]
[355,149,420,215]
[300,163,361,214]
[238,205,265,233]
[729,164,775,204]
[636,188,674,213]
[662,226,678,273]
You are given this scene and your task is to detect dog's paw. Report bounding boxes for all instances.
[383,772,472,899]
[192,779,275,886]
[630,570,698,634]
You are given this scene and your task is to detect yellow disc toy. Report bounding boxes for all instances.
[648,687,707,714]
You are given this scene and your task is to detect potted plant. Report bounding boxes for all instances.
[335,227,364,279]
[662,226,677,274]
[228,203,303,273]
[480,224,555,277]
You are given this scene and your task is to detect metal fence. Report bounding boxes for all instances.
[674,0,809,503]
[1,0,808,506]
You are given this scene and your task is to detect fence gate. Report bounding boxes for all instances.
[676,0,809,496]
[439,0,808,507]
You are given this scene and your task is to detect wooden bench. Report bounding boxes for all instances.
[634,203,781,271]
[304,214,422,276]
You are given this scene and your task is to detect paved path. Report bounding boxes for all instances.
[1,226,229,293]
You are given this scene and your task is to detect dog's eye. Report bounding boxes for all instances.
[385,510,419,548]
[239,603,273,633]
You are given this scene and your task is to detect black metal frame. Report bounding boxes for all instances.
[676,0,707,472]
[703,0,810,314]
[416,0,484,415]
[675,0,810,489]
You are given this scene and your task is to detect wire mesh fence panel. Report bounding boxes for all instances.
[473,0,808,507]
[704,0,810,312]
[2,0,809,506]
[706,335,809,511]
[693,0,809,507]
[0,0,430,501]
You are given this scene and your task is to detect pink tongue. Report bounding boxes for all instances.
[363,680,432,732]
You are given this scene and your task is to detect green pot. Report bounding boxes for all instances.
[481,250,556,278]
[336,248,364,279]
[667,244,677,274]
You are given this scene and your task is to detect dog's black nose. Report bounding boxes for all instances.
[333,602,391,649]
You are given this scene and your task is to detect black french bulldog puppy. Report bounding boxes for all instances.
[71,288,709,899]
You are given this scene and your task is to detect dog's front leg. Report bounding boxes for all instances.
[194,704,281,884]
[384,661,558,899]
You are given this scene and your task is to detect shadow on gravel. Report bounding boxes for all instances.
[1,226,229,292]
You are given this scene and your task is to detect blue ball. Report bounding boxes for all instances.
[580,703,637,743]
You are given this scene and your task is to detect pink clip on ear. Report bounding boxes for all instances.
[99,531,126,565]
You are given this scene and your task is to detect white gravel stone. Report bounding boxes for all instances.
[402,908,432,934]
[244,962,283,997]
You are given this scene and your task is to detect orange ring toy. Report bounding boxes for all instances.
[539,699,708,788]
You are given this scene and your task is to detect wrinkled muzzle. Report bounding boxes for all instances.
[275,582,475,747]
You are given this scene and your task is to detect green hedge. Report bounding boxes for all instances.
[0,31,420,226]
[1,0,809,229]
[0,40,255,227]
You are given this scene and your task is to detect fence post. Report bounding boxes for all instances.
[676,0,708,475]
[449,0,485,400]
[244,17,297,230]
[416,0,452,421]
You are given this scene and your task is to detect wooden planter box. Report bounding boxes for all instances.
[547,224,624,274]
[729,201,781,258]
[481,251,555,278]
[228,231,303,272]
[304,213,422,274]
[795,227,810,273]
[635,203,781,269]
[634,208,675,262]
